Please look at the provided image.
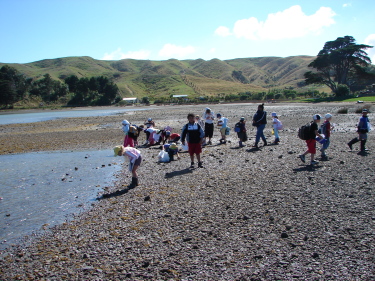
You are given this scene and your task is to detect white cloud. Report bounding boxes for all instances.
[364,34,375,64]
[343,3,352,8]
[214,26,232,37]
[158,44,196,58]
[217,5,336,41]
[101,48,151,60]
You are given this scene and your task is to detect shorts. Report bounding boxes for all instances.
[220,127,226,136]
[205,123,214,138]
[359,133,368,140]
[237,131,247,142]
[188,142,202,156]
[306,139,316,154]
[134,155,142,166]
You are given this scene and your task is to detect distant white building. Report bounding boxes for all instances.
[172,95,188,98]
[122,97,137,103]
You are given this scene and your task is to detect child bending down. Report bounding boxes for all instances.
[114,145,142,188]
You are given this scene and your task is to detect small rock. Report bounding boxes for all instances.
[281,232,289,238]
[144,196,151,201]
[278,155,283,159]
[142,261,150,268]
[312,252,319,259]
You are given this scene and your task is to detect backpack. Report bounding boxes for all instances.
[275,120,283,130]
[318,122,327,135]
[128,125,139,137]
[234,122,241,132]
[298,122,313,140]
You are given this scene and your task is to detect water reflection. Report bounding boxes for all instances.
[0,149,123,249]
[0,107,154,125]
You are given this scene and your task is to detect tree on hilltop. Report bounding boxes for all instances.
[304,36,373,96]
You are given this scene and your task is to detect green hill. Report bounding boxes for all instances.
[0,55,317,99]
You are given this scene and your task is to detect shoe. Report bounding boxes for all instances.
[321,155,328,161]
[207,141,212,145]
[310,161,319,165]
[128,177,137,189]
[190,162,194,168]
[299,155,306,163]
[198,162,203,168]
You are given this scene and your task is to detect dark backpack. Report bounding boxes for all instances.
[234,122,241,132]
[128,125,139,138]
[298,122,313,140]
[318,122,327,135]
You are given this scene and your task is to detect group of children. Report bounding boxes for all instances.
[299,108,371,166]
[114,105,371,188]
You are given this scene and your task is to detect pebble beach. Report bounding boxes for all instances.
[1,102,374,280]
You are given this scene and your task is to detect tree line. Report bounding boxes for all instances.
[0,66,119,108]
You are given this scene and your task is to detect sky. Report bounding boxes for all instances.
[1,0,375,64]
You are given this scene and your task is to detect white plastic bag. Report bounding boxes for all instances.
[181,143,189,151]
[158,150,170,162]
[154,133,161,142]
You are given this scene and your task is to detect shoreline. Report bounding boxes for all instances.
[1,103,374,280]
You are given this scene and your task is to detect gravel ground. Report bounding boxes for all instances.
[1,103,374,280]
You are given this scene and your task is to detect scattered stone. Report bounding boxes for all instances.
[312,252,320,259]
[281,232,289,238]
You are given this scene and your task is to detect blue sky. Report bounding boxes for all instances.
[1,0,374,64]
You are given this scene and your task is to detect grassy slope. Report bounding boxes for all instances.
[0,55,319,99]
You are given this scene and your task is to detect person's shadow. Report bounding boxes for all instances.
[357,151,369,157]
[292,164,320,172]
[246,147,262,153]
[97,187,131,200]
[165,168,194,178]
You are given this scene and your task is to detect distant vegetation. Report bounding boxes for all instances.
[1,37,374,109]
[0,65,119,108]
[305,36,375,96]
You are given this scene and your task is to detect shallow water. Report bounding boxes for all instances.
[0,107,154,125]
[0,149,124,250]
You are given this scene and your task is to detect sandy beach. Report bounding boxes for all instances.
[0,102,374,280]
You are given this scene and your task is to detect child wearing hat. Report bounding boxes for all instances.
[203,108,215,145]
[299,114,324,165]
[235,117,247,147]
[114,145,142,188]
[122,120,135,148]
[143,118,155,145]
[163,142,180,161]
[320,113,334,160]
[216,113,228,144]
[271,112,283,144]
[347,108,371,153]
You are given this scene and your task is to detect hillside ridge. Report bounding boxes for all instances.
[0,55,316,98]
